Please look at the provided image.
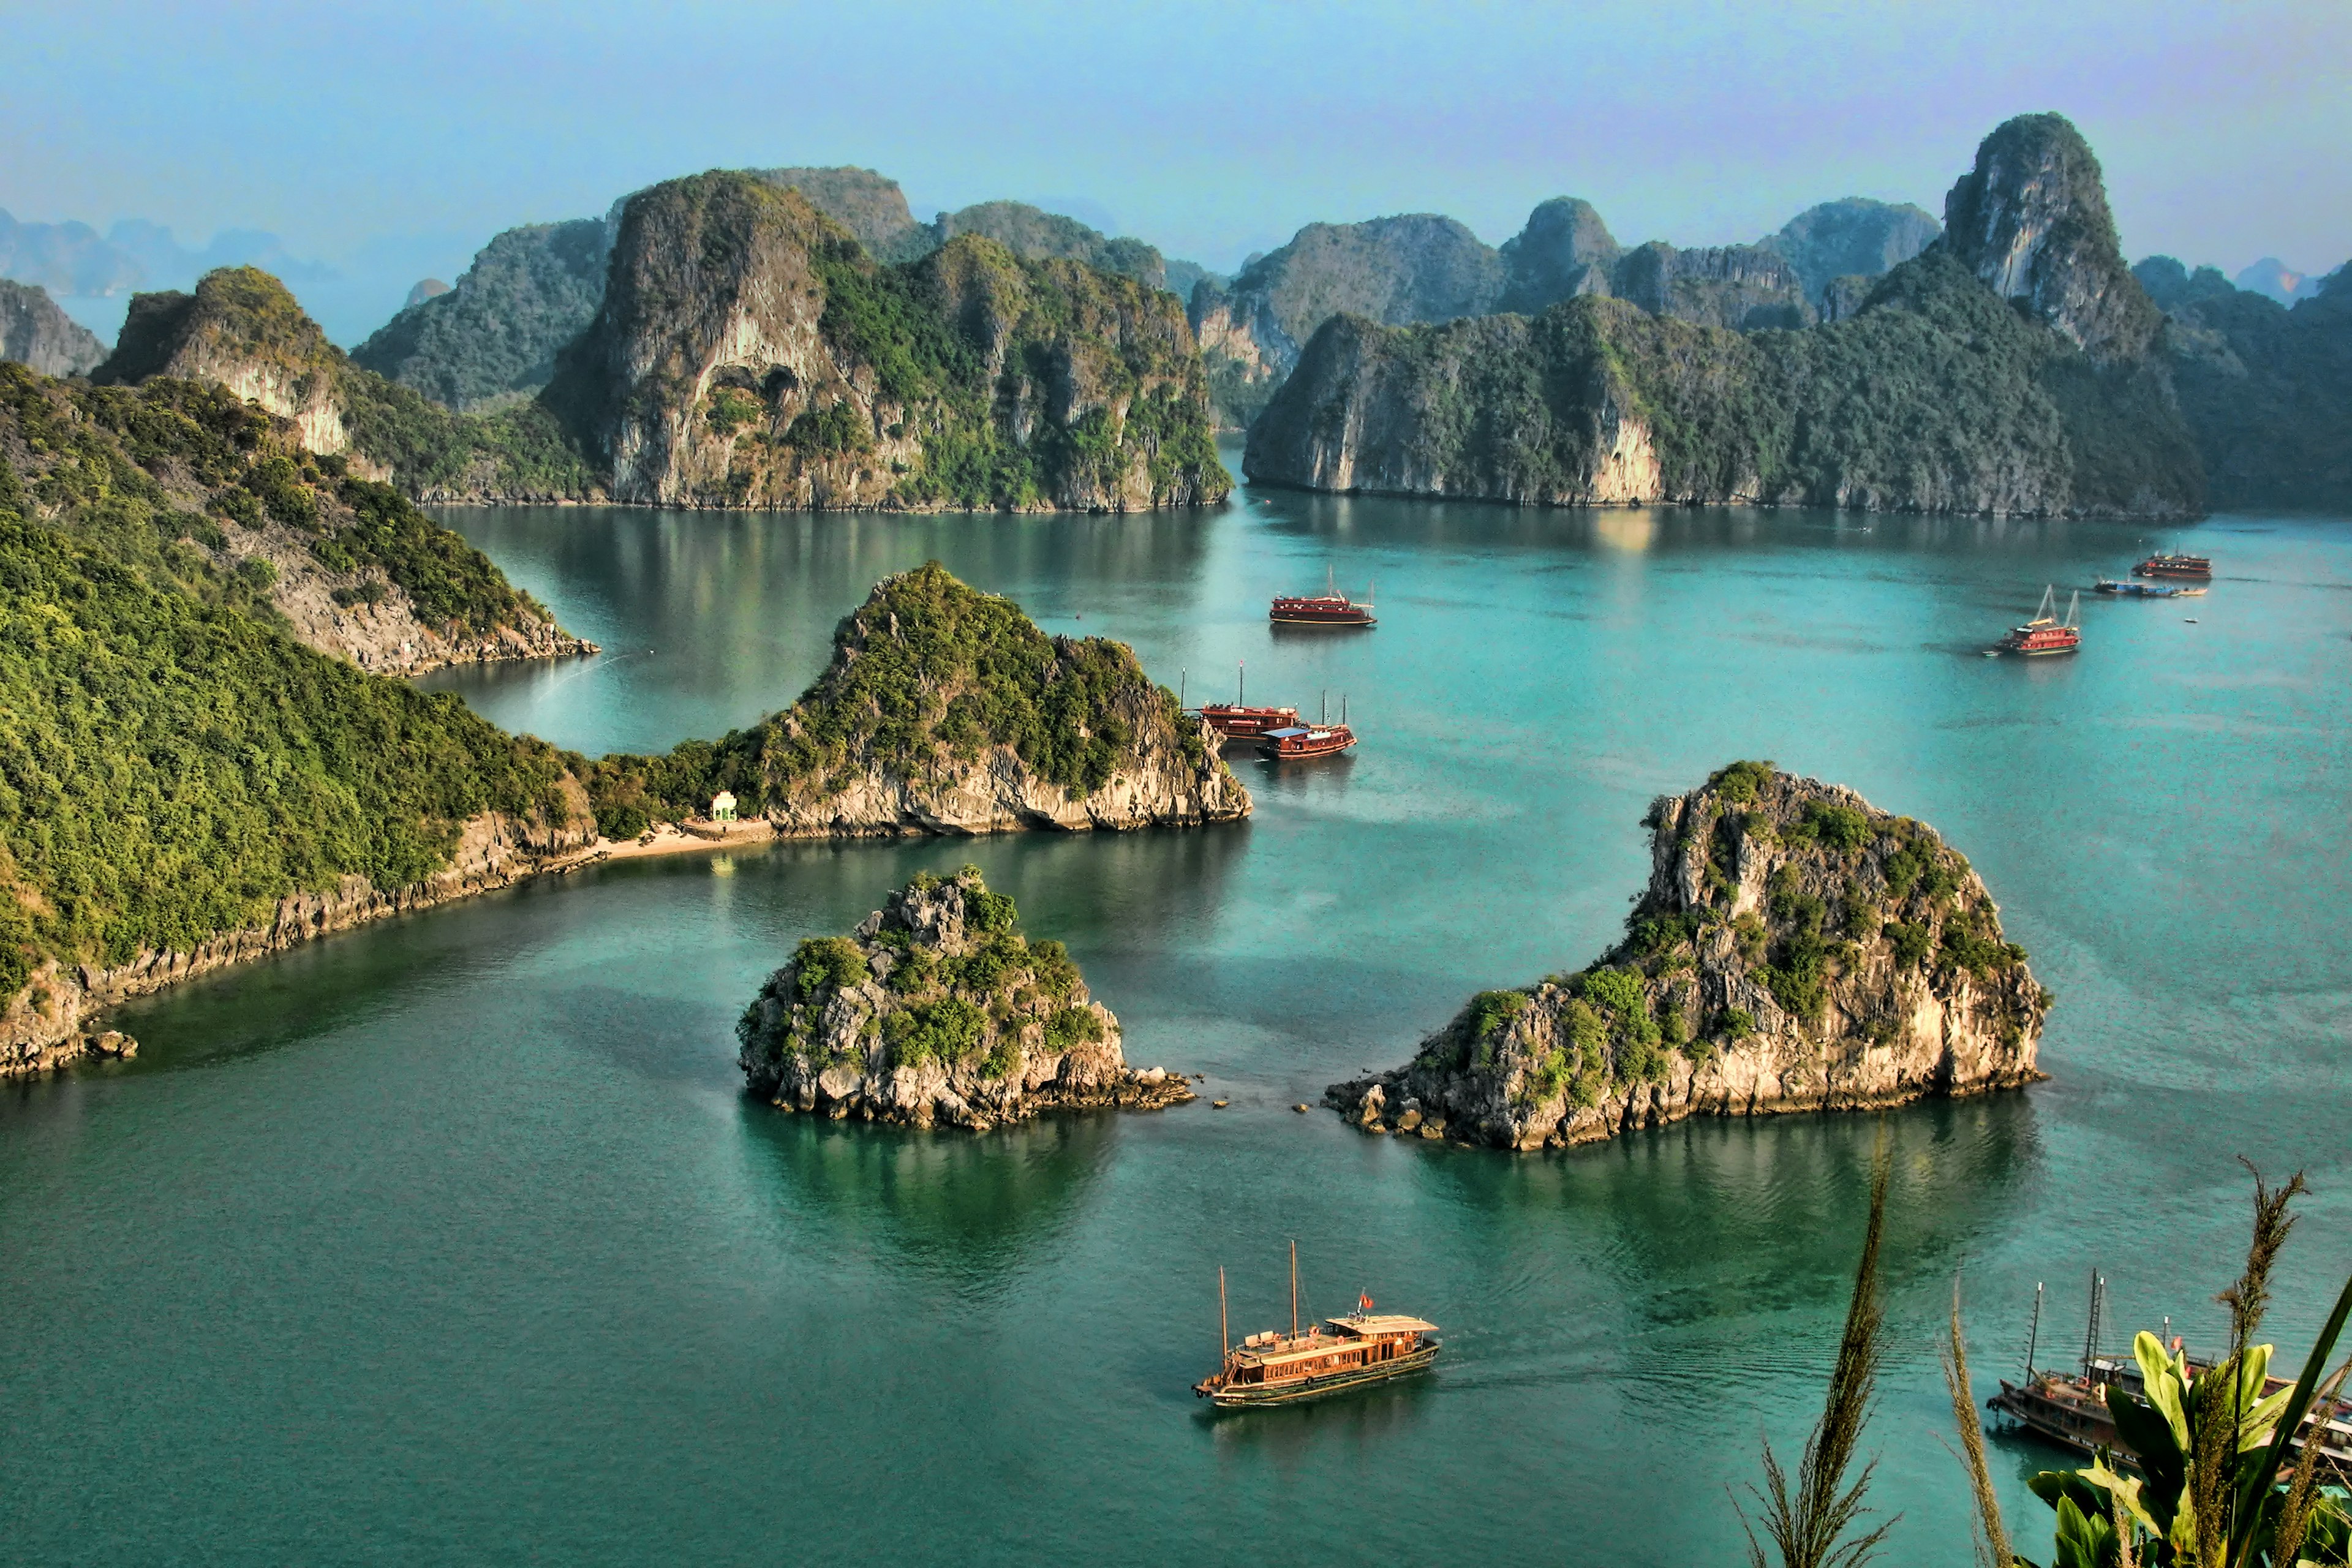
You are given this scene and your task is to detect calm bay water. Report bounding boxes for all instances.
[6,453,2351,1564]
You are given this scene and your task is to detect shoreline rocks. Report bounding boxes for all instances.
[1328,762,2050,1152]
[736,867,1191,1131]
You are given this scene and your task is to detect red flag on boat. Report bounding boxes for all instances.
[1358,1291,1374,1314]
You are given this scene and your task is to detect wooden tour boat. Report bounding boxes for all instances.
[1271,567,1376,627]
[2133,552,2213,580]
[1258,693,1357,760]
[1993,586,2081,656]
[1194,1243,1441,1409]
[1985,1275,2352,1485]
[2094,577,2184,598]
[1193,661,1298,739]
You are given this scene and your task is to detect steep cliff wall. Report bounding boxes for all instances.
[545,172,1226,511]
[0,280,105,376]
[1940,113,2163,364]
[736,868,1191,1129]
[1327,763,2049,1152]
[580,562,1251,838]
[1245,115,2203,519]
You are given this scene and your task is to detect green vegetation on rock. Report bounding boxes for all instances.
[581,561,1213,834]
[0,491,570,998]
[352,218,613,411]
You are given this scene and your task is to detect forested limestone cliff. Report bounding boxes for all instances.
[545,172,1226,510]
[1245,115,2200,519]
[1327,764,2048,1151]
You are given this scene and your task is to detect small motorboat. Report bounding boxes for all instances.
[2095,577,2180,598]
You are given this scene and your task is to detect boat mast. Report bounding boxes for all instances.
[1219,1266,1230,1363]
[1341,693,1349,725]
[1321,690,1329,725]
[2037,584,2056,622]
[2024,1281,2043,1379]
[1179,666,1186,709]
[1237,660,1245,707]
[1290,1240,1298,1340]
[2079,1268,2104,1379]
[2065,590,2080,630]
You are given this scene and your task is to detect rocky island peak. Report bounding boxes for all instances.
[737,866,1191,1129]
[1327,762,2049,1151]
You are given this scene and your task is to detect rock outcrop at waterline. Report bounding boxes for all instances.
[1327,763,2049,1152]
[579,562,1251,839]
[2,795,597,1078]
[737,868,1191,1128]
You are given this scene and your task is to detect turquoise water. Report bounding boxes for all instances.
[6,461,2350,1564]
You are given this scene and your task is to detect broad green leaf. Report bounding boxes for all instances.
[2132,1330,2190,1446]
[2081,1460,2160,1539]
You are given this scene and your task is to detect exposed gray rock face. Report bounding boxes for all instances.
[1497,197,1621,315]
[1191,214,1505,380]
[1325,764,2048,1152]
[0,279,104,375]
[1762,198,1940,305]
[736,869,1193,1129]
[1940,111,2162,363]
[753,166,933,262]
[545,173,1226,511]
[1612,241,1814,331]
[353,219,613,409]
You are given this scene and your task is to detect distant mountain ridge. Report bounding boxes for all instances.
[1243,113,2200,519]
[0,208,334,300]
[1188,195,1940,428]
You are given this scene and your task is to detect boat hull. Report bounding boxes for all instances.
[1205,1343,1440,1408]
[1270,612,1376,627]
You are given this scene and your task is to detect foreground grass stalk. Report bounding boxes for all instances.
[1740,1134,1898,1568]
[1942,1275,2013,1568]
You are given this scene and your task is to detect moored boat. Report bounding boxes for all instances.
[2133,552,2212,580]
[1259,693,1357,760]
[1194,1245,1441,1409]
[1994,586,2081,655]
[1193,662,1298,738]
[2094,577,2180,598]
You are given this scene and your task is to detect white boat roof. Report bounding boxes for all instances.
[1328,1313,1437,1335]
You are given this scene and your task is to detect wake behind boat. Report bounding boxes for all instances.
[1194,1245,1440,1409]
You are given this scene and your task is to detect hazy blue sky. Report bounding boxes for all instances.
[8,0,2348,339]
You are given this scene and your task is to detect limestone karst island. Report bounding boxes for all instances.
[7,6,2352,1566]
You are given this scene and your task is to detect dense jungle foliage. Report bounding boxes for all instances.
[0,363,552,634]
[0,490,570,998]
[580,562,1199,836]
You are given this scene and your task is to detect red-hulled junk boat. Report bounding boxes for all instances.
[2133,552,2212,579]
[1194,662,1298,739]
[1994,587,2081,656]
[1271,568,1376,627]
[1194,1245,1440,1409]
[1258,694,1356,760]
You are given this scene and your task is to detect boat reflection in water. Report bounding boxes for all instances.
[1195,1243,1441,1409]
